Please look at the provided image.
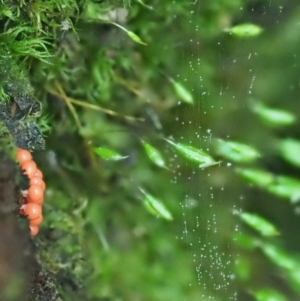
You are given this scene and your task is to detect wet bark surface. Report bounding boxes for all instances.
[0,150,37,301]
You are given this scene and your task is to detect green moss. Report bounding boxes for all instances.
[0,120,14,150]
[1,1,300,301]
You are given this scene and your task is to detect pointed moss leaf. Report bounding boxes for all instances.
[261,245,300,289]
[228,23,263,37]
[260,243,296,271]
[251,101,296,127]
[112,22,147,45]
[140,189,173,221]
[237,168,300,202]
[267,176,300,203]
[236,168,273,187]
[240,212,279,236]
[142,141,166,168]
[253,288,287,301]
[279,139,300,168]
[93,147,128,161]
[215,139,260,163]
[172,80,194,104]
[166,139,218,168]
[127,31,147,45]
[143,199,159,216]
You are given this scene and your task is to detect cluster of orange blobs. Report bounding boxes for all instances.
[16,148,45,237]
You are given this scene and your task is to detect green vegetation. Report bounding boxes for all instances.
[1,1,300,301]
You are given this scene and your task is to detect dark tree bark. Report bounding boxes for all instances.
[0,150,38,301]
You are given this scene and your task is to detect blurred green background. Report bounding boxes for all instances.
[2,0,300,300]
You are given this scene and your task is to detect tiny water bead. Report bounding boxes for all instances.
[16,148,45,237]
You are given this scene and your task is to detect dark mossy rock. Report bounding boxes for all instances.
[0,102,45,151]
[30,270,61,301]
[0,53,45,150]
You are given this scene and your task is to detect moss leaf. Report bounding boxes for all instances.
[142,140,166,168]
[93,147,128,161]
[166,139,218,168]
[240,212,279,236]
